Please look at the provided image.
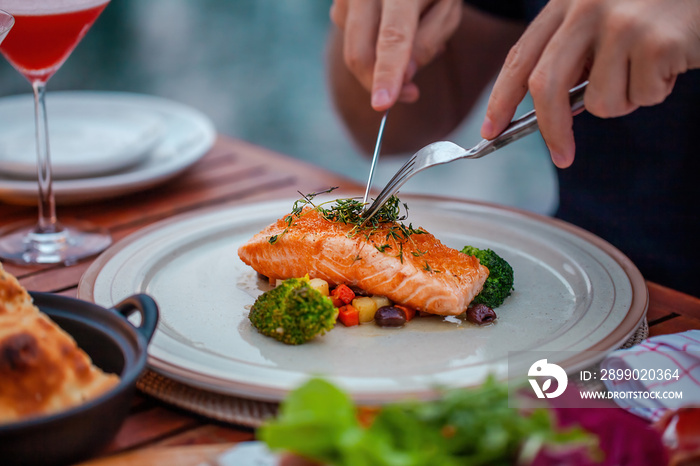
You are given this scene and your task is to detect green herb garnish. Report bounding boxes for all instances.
[374,244,392,253]
[267,188,421,244]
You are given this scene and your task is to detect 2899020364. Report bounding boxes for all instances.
[580,368,680,382]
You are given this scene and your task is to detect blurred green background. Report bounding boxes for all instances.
[0,0,557,214]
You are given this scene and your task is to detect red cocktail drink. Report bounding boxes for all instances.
[0,1,107,83]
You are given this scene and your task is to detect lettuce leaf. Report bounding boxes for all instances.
[259,377,600,466]
[258,378,363,464]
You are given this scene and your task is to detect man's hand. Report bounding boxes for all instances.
[481,0,700,168]
[330,0,462,110]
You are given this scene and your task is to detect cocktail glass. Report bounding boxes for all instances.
[0,9,12,44]
[0,0,112,265]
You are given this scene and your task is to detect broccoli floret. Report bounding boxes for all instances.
[461,246,514,308]
[249,277,337,345]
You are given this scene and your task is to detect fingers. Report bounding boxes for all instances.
[394,0,462,105]
[582,3,682,116]
[332,0,463,111]
[626,19,682,108]
[628,52,676,108]
[412,0,462,67]
[371,0,421,110]
[342,0,382,94]
[481,0,605,167]
[481,1,566,140]
[584,4,638,117]
[629,45,678,107]
[334,0,422,111]
[526,3,598,167]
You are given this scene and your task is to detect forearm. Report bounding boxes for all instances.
[327,6,525,155]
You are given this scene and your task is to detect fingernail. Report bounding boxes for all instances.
[372,89,391,109]
[550,151,563,166]
[550,151,572,168]
[480,116,494,139]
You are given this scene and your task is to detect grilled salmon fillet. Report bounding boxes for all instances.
[238,207,489,316]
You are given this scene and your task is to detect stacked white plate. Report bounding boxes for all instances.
[0,91,216,205]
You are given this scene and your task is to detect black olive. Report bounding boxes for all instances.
[349,286,370,297]
[466,303,497,325]
[375,306,407,327]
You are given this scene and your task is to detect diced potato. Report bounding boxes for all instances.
[308,278,330,296]
[352,296,378,323]
[371,296,392,309]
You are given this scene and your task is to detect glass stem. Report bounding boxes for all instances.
[32,81,59,234]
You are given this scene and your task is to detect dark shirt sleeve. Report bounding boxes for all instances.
[463,0,526,20]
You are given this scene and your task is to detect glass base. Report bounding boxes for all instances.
[0,220,112,266]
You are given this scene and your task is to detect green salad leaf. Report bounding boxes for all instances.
[258,377,599,466]
[258,378,365,464]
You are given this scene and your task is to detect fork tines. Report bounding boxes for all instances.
[361,155,417,223]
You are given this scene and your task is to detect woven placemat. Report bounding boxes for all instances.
[620,318,648,348]
[136,319,649,428]
[136,371,277,428]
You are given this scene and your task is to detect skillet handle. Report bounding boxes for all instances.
[111,294,159,342]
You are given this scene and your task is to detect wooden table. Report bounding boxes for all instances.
[2,135,699,465]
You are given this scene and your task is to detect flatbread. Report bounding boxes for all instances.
[0,263,119,424]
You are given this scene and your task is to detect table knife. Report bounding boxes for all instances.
[362,110,389,206]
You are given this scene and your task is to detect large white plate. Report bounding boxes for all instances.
[78,195,647,403]
[0,91,216,204]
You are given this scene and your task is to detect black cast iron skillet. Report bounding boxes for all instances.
[0,292,159,466]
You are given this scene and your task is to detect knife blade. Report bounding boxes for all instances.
[362,110,389,206]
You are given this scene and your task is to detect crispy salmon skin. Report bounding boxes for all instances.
[237,200,489,316]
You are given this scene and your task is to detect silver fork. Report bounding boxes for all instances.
[361,81,588,223]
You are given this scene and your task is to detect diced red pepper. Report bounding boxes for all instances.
[331,284,355,307]
[395,304,416,321]
[338,304,360,327]
[330,295,344,307]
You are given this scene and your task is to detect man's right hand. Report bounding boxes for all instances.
[329,0,463,111]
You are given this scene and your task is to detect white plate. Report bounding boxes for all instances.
[0,91,216,204]
[0,94,165,179]
[78,195,648,403]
